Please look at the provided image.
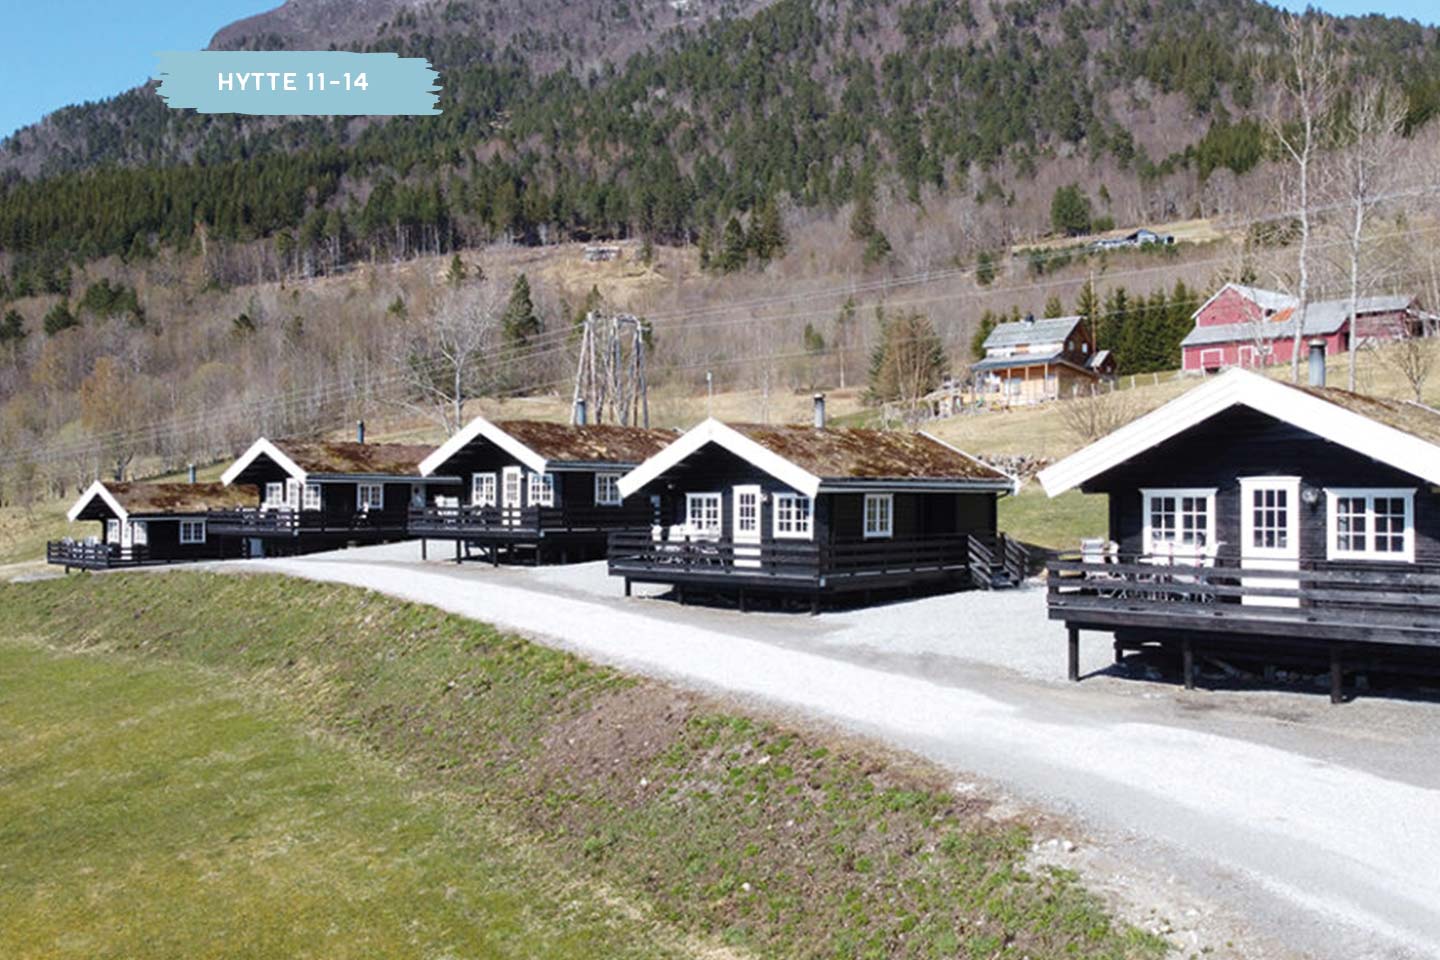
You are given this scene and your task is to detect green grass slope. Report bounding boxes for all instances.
[0,572,1164,960]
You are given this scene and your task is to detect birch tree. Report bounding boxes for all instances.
[1334,78,1406,391]
[397,283,504,434]
[1266,13,1336,383]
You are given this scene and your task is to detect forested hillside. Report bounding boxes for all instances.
[3,0,1438,294]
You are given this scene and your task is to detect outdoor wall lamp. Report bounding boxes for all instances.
[1302,486,1321,508]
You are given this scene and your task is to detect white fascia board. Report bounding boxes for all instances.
[418,416,546,477]
[617,419,822,499]
[67,480,128,523]
[221,438,308,486]
[918,431,1021,495]
[1038,368,1440,496]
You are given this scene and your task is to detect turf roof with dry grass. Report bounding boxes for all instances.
[726,423,1010,482]
[276,440,435,476]
[497,421,678,465]
[78,482,259,518]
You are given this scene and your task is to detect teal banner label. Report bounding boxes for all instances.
[155,51,440,116]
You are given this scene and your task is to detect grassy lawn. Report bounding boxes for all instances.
[0,639,683,960]
[1002,486,1108,553]
[0,573,1164,960]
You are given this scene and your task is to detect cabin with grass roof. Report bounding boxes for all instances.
[51,481,254,570]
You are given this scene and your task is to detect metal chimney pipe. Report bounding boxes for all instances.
[356,420,366,444]
[813,393,826,429]
[187,463,197,484]
[574,398,588,426]
[1307,339,1327,388]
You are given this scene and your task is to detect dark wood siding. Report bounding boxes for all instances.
[429,437,629,510]
[1083,406,1440,563]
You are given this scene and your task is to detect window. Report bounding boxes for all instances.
[595,473,622,506]
[773,493,813,539]
[179,519,206,544]
[1141,488,1216,555]
[863,494,893,539]
[472,472,497,507]
[106,519,120,543]
[285,478,301,508]
[130,521,148,547]
[302,483,322,511]
[264,481,284,509]
[686,492,722,535]
[527,472,556,507]
[1327,488,1414,561]
[357,483,384,512]
[502,468,523,507]
[1238,477,1300,559]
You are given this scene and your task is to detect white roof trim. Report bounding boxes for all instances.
[221,437,308,486]
[418,415,547,477]
[1038,368,1440,496]
[617,419,822,499]
[918,431,1021,494]
[67,480,128,523]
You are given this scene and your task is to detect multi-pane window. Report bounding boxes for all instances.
[502,469,523,508]
[302,483,322,511]
[863,493,893,539]
[357,483,384,511]
[686,493,722,535]
[472,472,497,507]
[285,478,301,508]
[1328,489,1414,561]
[527,472,556,507]
[1250,487,1289,550]
[106,519,120,543]
[595,473,622,506]
[1142,489,1215,555]
[179,519,206,544]
[773,493,813,538]
[130,521,148,547]
[264,481,284,508]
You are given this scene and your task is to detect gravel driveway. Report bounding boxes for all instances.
[233,542,1440,960]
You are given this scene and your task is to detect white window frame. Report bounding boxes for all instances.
[106,518,121,543]
[179,519,207,545]
[285,478,301,509]
[863,493,894,539]
[1325,487,1415,562]
[472,472,497,507]
[772,493,813,540]
[1238,477,1300,560]
[527,472,556,507]
[685,492,723,537]
[129,520,148,547]
[302,483,322,511]
[594,472,622,507]
[357,483,384,512]
[264,481,285,510]
[1141,487,1218,557]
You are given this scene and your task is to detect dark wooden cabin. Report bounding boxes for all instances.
[411,417,676,563]
[1040,362,1440,701]
[209,437,450,556]
[609,407,1024,611]
[51,481,254,570]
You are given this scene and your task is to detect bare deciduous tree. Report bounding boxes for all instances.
[1060,383,1136,441]
[1333,78,1407,391]
[1266,13,1337,383]
[1382,331,1437,402]
[395,282,504,434]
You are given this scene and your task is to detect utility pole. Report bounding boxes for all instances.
[572,312,650,427]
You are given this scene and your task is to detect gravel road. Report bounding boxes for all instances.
[232,542,1440,959]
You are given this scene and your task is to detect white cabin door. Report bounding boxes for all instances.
[501,467,524,527]
[732,485,761,569]
[1239,477,1301,607]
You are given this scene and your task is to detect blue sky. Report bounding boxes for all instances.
[0,0,1436,141]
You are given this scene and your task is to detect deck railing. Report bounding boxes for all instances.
[1046,553,1440,648]
[47,540,149,569]
[608,531,987,587]
[408,503,653,538]
[206,508,406,537]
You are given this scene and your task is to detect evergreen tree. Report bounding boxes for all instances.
[748,200,786,263]
[716,216,749,272]
[1098,286,1129,359]
[42,301,78,336]
[1050,184,1093,236]
[803,322,826,354]
[975,250,997,286]
[1074,278,1100,346]
[502,273,541,345]
[868,310,947,405]
[970,309,1000,360]
[446,254,468,287]
[1043,294,1065,318]
[0,308,25,345]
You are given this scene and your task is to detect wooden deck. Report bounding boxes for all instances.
[609,531,1026,608]
[46,541,151,570]
[206,508,408,539]
[1047,554,1440,701]
[408,504,652,540]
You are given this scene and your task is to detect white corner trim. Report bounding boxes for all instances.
[221,437,308,486]
[1037,368,1440,496]
[67,480,129,523]
[418,415,547,477]
[616,419,822,499]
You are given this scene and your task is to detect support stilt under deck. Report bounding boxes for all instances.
[420,539,427,560]
[1182,637,1195,690]
[1330,644,1345,705]
[1067,627,1079,682]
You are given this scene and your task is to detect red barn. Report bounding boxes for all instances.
[1180,283,1424,373]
